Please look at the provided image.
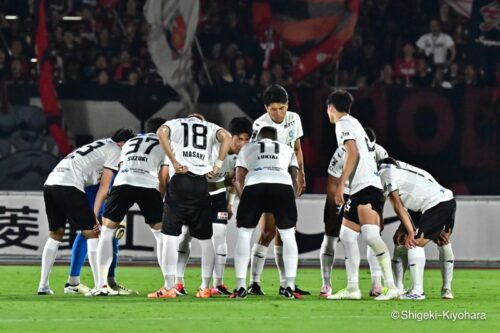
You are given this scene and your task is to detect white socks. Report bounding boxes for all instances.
[408,246,426,294]
[176,226,191,284]
[235,227,254,289]
[212,223,227,286]
[199,239,215,289]
[151,229,165,276]
[393,245,408,290]
[277,228,298,289]
[86,238,99,288]
[250,243,267,284]
[361,224,396,289]
[320,235,338,287]
[39,237,61,289]
[274,245,286,287]
[438,243,454,290]
[367,245,382,288]
[163,235,178,289]
[339,225,360,292]
[96,226,114,288]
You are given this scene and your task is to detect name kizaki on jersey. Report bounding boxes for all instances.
[182,151,206,160]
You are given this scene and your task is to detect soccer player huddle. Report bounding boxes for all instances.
[37,85,455,301]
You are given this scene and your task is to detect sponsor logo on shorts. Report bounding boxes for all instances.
[217,212,228,220]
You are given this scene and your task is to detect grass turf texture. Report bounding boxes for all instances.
[0,266,499,333]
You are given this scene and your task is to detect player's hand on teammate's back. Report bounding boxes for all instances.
[334,183,345,205]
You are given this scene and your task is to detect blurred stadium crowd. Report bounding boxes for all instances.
[0,0,494,90]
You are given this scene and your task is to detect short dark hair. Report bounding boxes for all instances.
[326,89,354,113]
[364,127,377,143]
[378,157,399,168]
[263,84,288,106]
[229,117,252,136]
[146,117,166,133]
[111,128,135,143]
[257,126,278,140]
[187,113,205,121]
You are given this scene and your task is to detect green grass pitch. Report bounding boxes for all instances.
[0,265,499,333]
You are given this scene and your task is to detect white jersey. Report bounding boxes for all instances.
[164,117,222,176]
[45,138,121,192]
[379,163,453,213]
[335,115,382,194]
[113,133,166,190]
[252,112,303,148]
[327,143,387,196]
[83,168,103,188]
[374,143,388,162]
[397,160,436,182]
[236,138,298,187]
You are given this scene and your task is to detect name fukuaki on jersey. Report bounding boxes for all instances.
[257,154,278,160]
[183,151,206,159]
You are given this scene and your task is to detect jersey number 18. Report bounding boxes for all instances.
[181,123,207,149]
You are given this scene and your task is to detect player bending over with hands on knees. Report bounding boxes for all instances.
[379,157,456,300]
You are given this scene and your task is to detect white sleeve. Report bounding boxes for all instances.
[444,34,454,48]
[211,122,223,142]
[327,147,344,178]
[289,149,299,169]
[104,146,121,171]
[375,144,389,162]
[250,120,261,142]
[380,167,399,196]
[416,35,426,49]
[294,113,304,139]
[335,119,356,144]
[235,146,248,169]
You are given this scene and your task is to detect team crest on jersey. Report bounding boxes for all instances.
[217,212,228,220]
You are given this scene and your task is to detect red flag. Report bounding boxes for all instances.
[36,0,72,155]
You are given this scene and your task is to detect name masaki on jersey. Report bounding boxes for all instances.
[183,151,206,160]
